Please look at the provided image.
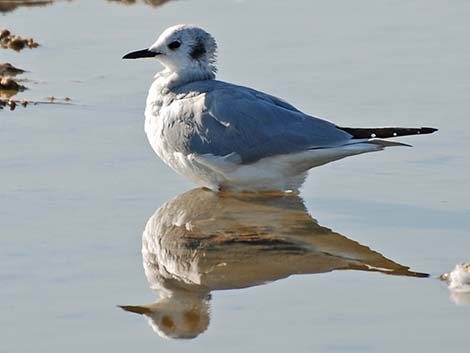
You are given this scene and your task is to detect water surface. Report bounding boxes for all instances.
[1,1,469,352]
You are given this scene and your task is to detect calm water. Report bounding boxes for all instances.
[1,0,469,352]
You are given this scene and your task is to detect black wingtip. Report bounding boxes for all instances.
[408,271,430,278]
[338,126,438,139]
[420,127,438,134]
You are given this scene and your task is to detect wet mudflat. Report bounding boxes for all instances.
[1,1,469,352]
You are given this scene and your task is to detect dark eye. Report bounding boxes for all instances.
[168,41,181,50]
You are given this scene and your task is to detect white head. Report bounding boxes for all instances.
[123,24,217,82]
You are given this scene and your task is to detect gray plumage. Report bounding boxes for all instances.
[163,80,353,164]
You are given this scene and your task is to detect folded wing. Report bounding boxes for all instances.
[185,85,353,164]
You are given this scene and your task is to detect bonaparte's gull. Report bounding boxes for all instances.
[123,24,437,192]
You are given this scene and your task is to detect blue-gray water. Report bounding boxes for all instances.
[1,0,469,352]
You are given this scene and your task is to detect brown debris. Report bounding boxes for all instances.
[1,98,26,110]
[0,64,27,99]
[0,98,18,111]
[1,28,39,51]
[1,98,18,110]
[0,63,25,76]
[1,97,73,111]
[8,99,17,111]
[45,96,73,103]
[0,0,171,13]
[0,29,11,40]
[0,1,54,13]
[0,76,25,90]
[106,0,172,7]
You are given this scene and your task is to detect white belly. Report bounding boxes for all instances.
[144,112,220,190]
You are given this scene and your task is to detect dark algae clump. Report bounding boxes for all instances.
[1,28,39,51]
[0,63,25,76]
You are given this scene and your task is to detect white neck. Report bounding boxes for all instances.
[156,63,216,90]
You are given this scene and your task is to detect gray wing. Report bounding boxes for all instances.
[172,84,352,164]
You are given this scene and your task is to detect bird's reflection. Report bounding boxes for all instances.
[120,188,428,339]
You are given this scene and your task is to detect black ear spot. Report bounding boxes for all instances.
[190,40,206,59]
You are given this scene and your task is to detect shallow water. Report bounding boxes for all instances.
[1,0,469,352]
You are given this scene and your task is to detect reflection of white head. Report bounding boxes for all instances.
[120,293,210,339]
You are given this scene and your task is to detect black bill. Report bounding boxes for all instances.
[122,49,159,59]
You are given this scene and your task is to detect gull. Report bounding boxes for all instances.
[123,24,437,192]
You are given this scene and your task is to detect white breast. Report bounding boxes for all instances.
[144,82,222,190]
